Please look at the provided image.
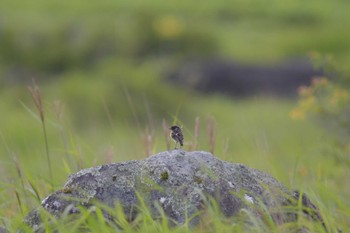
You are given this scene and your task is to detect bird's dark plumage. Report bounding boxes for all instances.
[169,125,184,149]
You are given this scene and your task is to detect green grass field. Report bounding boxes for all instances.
[1,86,350,232]
[1,0,350,231]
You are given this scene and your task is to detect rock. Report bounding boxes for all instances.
[24,150,325,231]
[0,226,8,233]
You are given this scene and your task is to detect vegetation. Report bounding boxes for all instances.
[1,0,350,232]
[2,85,349,232]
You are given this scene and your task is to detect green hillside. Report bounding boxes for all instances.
[1,0,350,231]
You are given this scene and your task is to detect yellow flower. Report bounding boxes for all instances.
[330,88,349,106]
[300,96,315,110]
[290,108,305,120]
[334,88,349,100]
[312,77,329,87]
[298,86,312,97]
[153,16,184,39]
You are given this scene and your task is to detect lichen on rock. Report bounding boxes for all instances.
[23,150,325,232]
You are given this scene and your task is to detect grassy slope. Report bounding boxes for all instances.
[1,0,350,68]
[1,85,349,231]
[1,0,350,231]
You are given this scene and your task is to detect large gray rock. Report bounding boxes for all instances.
[25,150,324,231]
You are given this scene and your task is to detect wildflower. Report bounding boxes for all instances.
[153,16,184,39]
[290,108,305,120]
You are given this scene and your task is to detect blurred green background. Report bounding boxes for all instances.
[1,0,350,230]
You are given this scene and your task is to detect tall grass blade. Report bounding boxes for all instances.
[27,80,53,189]
[162,119,170,151]
[14,190,24,216]
[207,116,216,154]
[27,178,41,203]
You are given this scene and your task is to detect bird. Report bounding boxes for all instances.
[169,125,184,149]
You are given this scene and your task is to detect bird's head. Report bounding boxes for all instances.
[169,125,181,131]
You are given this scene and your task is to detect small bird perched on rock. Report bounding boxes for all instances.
[169,125,184,149]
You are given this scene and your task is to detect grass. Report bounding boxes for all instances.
[0,58,349,231]
[27,80,53,190]
[1,0,350,231]
[1,85,350,231]
[1,0,350,77]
